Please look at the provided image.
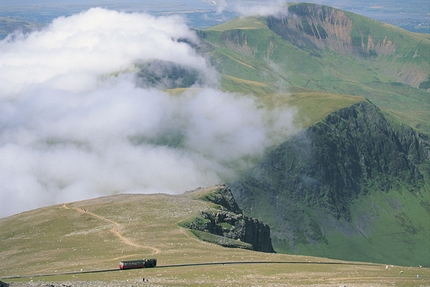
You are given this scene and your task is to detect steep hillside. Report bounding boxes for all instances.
[200,3,430,134]
[229,100,430,266]
[197,5,430,266]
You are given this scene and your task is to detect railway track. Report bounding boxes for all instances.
[1,260,381,280]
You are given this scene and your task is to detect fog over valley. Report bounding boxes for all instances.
[0,8,298,218]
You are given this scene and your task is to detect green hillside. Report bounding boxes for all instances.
[200,3,430,134]
[198,3,430,267]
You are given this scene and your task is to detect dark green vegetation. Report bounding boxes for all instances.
[197,3,430,267]
[135,60,202,89]
[229,101,430,266]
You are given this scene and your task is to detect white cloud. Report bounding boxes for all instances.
[216,0,228,13]
[0,7,298,218]
[234,0,288,17]
[0,8,209,98]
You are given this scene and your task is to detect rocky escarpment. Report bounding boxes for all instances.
[267,3,395,57]
[265,3,429,87]
[185,187,274,253]
[268,4,354,56]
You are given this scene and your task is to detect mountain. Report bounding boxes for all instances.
[197,3,430,266]
[199,3,430,135]
[1,3,429,281]
[229,100,430,266]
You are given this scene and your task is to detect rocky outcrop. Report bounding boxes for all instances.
[204,185,242,214]
[187,187,274,252]
[189,210,274,253]
[268,4,354,56]
[223,30,257,57]
[267,3,396,57]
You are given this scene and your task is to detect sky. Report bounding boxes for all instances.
[0,6,298,218]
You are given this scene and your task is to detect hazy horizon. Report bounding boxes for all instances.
[1,0,428,32]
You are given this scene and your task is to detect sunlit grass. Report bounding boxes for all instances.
[1,188,429,285]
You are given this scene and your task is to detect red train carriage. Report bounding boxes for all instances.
[119,258,157,270]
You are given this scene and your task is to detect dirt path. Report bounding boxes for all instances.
[62,204,160,255]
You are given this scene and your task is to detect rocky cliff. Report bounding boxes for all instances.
[185,187,274,253]
[267,3,395,57]
[265,3,429,87]
[229,100,430,265]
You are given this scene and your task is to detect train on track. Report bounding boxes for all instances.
[119,258,157,270]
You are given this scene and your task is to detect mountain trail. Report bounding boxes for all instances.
[62,204,160,255]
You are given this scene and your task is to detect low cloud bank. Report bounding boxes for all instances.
[216,0,287,17]
[0,8,297,218]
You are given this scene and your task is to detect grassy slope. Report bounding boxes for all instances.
[235,147,430,267]
[290,187,430,266]
[1,187,429,286]
[201,11,430,135]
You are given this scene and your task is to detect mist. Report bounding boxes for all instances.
[0,8,298,218]
[216,0,287,16]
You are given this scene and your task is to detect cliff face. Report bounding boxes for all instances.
[187,187,274,253]
[229,101,430,265]
[191,210,274,253]
[267,3,395,57]
[233,100,426,217]
[268,4,354,56]
[265,3,428,87]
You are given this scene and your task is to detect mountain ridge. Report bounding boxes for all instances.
[229,100,430,266]
[200,2,430,134]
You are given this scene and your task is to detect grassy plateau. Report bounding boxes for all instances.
[1,186,429,286]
